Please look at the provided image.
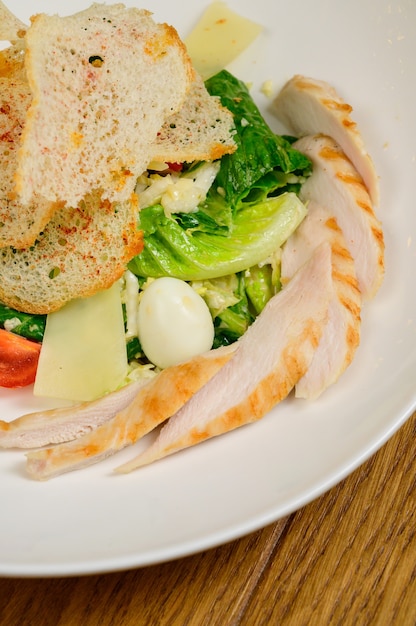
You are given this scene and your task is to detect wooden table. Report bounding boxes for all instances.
[1,411,415,626]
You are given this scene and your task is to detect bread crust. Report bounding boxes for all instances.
[150,73,236,164]
[0,191,143,314]
[0,0,27,44]
[0,72,60,248]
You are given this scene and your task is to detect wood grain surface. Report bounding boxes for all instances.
[1,411,415,626]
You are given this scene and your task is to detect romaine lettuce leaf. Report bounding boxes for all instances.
[128,192,306,281]
[204,70,312,206]
[194,264,279,348]
[244,264,276,315]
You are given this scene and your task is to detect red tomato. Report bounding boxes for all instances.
[0,328,41,388]
[166,162,183,172]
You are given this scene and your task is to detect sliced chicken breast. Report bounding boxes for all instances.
[25,345,236,479]
[294,134,384,299]
[0,378,149,449]
[272,75,380,206]
[281,201,361,399]
[115,243,334,473]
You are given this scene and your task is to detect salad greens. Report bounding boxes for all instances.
[0,304,45,342]
[0,70,312,355]
[129,71,311,284]
[127,192,306,281]
[129,70,311,348]
[204,70,312,207]
[205,272,255,349]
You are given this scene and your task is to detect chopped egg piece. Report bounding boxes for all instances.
[161,178,204,215]
[137,277,214,369]
[261,79,274,98]
[185,1,262,79]
[137,161,220,216]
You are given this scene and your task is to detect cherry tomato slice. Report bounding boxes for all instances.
[0,328,41,388]
[166,162,183,172]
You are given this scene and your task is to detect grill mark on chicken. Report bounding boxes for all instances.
[293,78,316,91]
[332,269,360,294]
[335,171,365,187]
[341,118,356,129]
[324,225,361,298]
[320,98,353,114]
[345,324,360,361]
[356,198,376,215]
[318,145,339,160]
[371,224,385,248]
[337,291,361,316]
[331,241,354,262]
[325,217,339,231]
[296,318,324,352]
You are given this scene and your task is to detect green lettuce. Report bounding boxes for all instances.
[204,70,312,207]
[128,192,306,281]
[0,304,45,342]
[129,70,311,282]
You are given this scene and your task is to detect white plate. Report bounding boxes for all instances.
[1,0,415,577]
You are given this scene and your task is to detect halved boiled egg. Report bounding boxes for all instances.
[137,277,214,369]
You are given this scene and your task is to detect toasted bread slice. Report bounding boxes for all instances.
[0,74,59,248]
[0,191,143,314]
[149,73,236,164]
[0,0,27,44]
[16,3,194,208]
[0,44,26,79]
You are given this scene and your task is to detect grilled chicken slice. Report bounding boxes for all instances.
[25,345,235,479]
[281,201,361,399]
[294,134,384,300]
[272,75,380,206]
[0,378,149,449]
[115,243,333,473]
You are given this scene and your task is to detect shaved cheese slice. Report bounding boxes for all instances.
[185,1,262,79]
[34,284,128,402]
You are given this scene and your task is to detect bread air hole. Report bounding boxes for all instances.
[48,267,61,279]
[88,55,104,68]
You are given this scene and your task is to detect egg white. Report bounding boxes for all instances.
[137,277,215,369]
